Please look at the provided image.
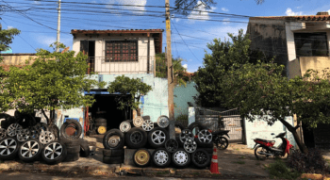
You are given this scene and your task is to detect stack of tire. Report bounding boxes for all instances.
[93,118,107,135]
[0,112,90,165]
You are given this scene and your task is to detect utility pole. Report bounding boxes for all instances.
[165,0,175,139]
[56,0,61,52]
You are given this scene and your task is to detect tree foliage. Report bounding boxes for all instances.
[193,29,264,107]
[107,75,152,116]
[5,43,101,124]
[156,53,191,87]
[0,28,20,54]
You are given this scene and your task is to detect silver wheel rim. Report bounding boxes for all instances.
[174,150,188,165]
[151,130,166,145]
[154,150,169,165]
[0,128,7,140]
[0,138,17,156]
[142,120,154,131]
[120,121,131,132]
[43,142,63,160]
[108,135,120,148]
[39,131,55,144]
[20,140,39,158]
[180,129,193,143]
[7,123,23,137]
[184,140,197,153]
[198,129,213,143]
[133,116,144,127]
[157,116,169,128]
[130,131,143,144]
[17,129,31,142]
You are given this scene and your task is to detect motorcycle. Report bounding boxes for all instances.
[253,132,294,160]
[211,130,230,150]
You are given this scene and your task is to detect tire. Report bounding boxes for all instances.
[103,149,124,157]
[172,149,191,168]
[48,124,59,141]
[188,122,207,136]
[97,126,107,135]
[60,120,82,140]
[95,123,107,127]
[66,145,80,154]
[147,127,168,149]
[215,136,229,150]
[175,134,183,148]
[103,156,123,164]
[254,145,268,160]
[0,137,19,160]
[103,129,125,150]
[125,127,147,149]
[0,113,14,129]
[41,141,67,165]
[195,129,213,148]
[191,149,211,168]
[18,140,43,163]
[152,148,171,167]
[79,140,90,157]
[61,139,80,146]
[165,139,179,153]
[133,148,151,167]
[95,118,107,123]
[64,152,79,162]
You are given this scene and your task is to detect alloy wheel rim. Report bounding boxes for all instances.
[180,129,193,143]
[151,130,166,145]
[20,140,40,158]
[142,120,154,131]
[165,139,178,153]
[130,131,143,144]
[39,131,55,144]
[17,129,31,142]
[43,142,63,160]
[157,116,169,128]
[174,151,188,165]
[133,116,144,127]
[154,150,168,165]
[0,128,7,140]
[198,129,212,143]
[194,151,207,164]
[7,123,23,137]
[134,149,149,166]
[217,137,228,149]
[0,138,17,156]
[184,140,197,153]
[120,121,131,132]
[108,135,120,148]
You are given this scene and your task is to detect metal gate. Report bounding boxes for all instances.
[196,107,243,142]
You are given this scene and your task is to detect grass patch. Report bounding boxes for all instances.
[266,159,301,180]
[232,161,245,164]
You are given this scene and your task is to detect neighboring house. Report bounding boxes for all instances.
[247,12,330,149]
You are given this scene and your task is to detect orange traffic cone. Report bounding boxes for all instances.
[210,146,220,174]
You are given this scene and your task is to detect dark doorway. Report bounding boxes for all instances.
[88,93,132,130]
[302,122,315,148]
[80,40,95,73]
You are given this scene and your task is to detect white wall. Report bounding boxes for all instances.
[72,34,156,75]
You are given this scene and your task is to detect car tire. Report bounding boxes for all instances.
[172,149,191,168]
[79,140,90,157]
[147,127,168,149]
[188,122,207,136]
[191,149,211,168]
[0,137,20,160]
[18,140,43,163]
[125,127,147,149]
[60,120,82,140]
[41,141,67,165]
[152,148,171,167]
[133,148,151,167]
[103,129,125,150]
[103,149,124,157]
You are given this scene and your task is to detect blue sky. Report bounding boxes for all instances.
[2,0,330,72]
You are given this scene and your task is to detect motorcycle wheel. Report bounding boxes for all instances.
[215,136,229,150]
[254,146,269,160]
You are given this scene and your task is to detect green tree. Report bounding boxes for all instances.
[193,29,264,107]
[5,43,101,124]
[0,27,20,60]
[107,75,152,116]
[156,53,191,87]
[220,61,330,154]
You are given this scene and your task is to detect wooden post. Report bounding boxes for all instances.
[165,0,175,139]
[147,33,150,74]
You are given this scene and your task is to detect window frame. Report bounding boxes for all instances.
[294,32,329,58]
[104,40,138,62]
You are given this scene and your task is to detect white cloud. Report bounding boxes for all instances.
[187,1,216,23]
[34,1,40,4]
[221,7,229,12]
[222,18,230,25]
[285,8,302,16]
[182,64,188,69]
[296,6,302,9]
[104,0,147,14]
[36,35,72,48]
[7,26,14,30]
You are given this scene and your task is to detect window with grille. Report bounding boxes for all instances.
[105,41,138,62]
[294,33,329,57]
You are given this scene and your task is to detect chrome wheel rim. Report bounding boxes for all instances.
[108,135,120,148]
[142,120,154,131]
[130,131,143,144]
[7,123,23,137]
[119,121,131,132]
[20,140,40,158]
[184,139,197,153]
[0,138,17,156]
[157,116,169,128]
[151,130,166,145]
[198,129,213,143]
[17,129,31,142]
[173,150,188,165]
[43,142,63,160]
[0,128,7,140]
[133,116,144,127]
[180,129,193,143]
[39,131,55,144]
[154,150,169,165]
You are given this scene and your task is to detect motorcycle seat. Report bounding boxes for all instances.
[255,138,275,143]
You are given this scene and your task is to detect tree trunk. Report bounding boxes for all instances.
[278,118,308,154]
[41,109,50,125]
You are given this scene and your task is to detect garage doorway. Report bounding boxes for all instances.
[87,90,132,130]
